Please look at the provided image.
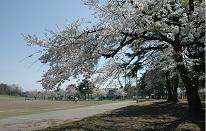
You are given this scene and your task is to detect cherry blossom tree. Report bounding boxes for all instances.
[92,88,107,100]
[39,90,50,100]
[93,58,126,88]
[114,88,127,99]
[24,0,205,113]
[66,84,79,100]
[28,90,38,100]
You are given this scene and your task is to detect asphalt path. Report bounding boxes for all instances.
[0,100,135,131]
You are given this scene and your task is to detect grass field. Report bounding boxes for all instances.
[0,95,123,119]
[39,100,205,131]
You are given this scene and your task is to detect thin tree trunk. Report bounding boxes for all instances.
[136,70,138,103]
[118,74,123,88]
[124,67,127,89]
[165,70,173,101]
[171,73,178,102]
[189,0,194,12]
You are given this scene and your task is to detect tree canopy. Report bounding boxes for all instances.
[24,0,205,113]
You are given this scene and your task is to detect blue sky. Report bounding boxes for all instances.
[0,0,95,91]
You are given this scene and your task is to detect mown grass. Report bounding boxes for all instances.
[0,95,25,100]
[38,100,205,131]
[0,95,124,119]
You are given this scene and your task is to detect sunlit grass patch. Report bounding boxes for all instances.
[0,95,124,119]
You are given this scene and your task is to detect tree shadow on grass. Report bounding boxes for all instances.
[39,101,205,131]
[107,101,205,131]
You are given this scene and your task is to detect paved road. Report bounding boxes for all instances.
[0,101,135,131]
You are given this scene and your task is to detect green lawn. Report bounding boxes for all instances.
[0,95,25,100]
[0,95,124,119]
[38,100,205,131]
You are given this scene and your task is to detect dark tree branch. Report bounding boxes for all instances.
[123,44,169,67]
[140,32,174,44]
[121,31,174,44]
[76,28,104,39]
[102,36,138,58]
[139,44,169,51]
[189,0,194,12]
[121,32,138,37]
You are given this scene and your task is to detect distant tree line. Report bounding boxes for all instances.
[25,79,127,101]
[0,83,23,96]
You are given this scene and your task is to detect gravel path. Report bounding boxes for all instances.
[0,101,135,131]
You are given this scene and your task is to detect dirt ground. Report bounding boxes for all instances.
[0,100,134,131]
[41,100,205,131]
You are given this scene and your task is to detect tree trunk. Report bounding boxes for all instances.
[189,0,194,12]
[165,70,173,102]
[136,70,138,103]
[171,73,178,103]
[173,50,202,113]
[157,89,161,99]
